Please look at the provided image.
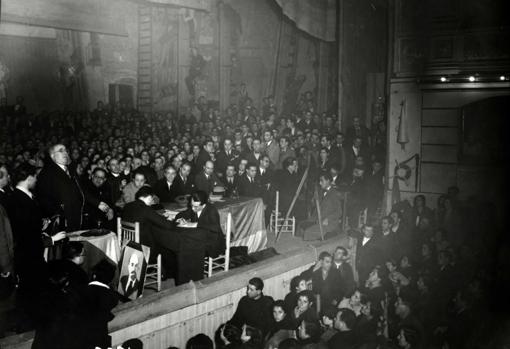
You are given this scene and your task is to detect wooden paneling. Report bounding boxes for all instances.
[422,145,458,163]
[422,109,459,127]
[422,127,458,145]
[420,163,457,193]
[1,240,343,349]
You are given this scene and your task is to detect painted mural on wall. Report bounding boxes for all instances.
[152,9,179,111]
[0,59,10,100]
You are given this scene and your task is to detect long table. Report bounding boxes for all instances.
[163,197,267,253]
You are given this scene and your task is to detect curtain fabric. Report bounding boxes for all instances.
[275,0,337,42]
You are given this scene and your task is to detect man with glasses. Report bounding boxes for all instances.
[36,144,101,231]
[83,167,115,229]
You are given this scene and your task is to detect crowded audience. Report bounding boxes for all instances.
[0,93,506,349]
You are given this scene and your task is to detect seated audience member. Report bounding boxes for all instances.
[318,148,331,173]
[311,252,342,309]
[297,320,326,349]
[82,259,119,349]
[245,138,264,166]
[277,136,295,170]
[337,289,365,317]
[174,162,194,196]
[237,162,261,198]
[240,324,264,349]
[195,140,215,171]
[47,241,88,289]
[215,323,242,349]
[237,158,248,178]
[284,275,309,313]
[327,308,358,349]
[9,163,67,309]
[223,164,239,197]
[410,195,434,231]
[83,167,115,229]
[332,246,355,297]
[265,300,295,349]
[195,160,222,194]
[117,170,146,208]
[122,186,180,280]
[289,290,318,329]
[106,158,128,204]
[154,164,179,203]
[35,144,89,231]
[385,260,410,298]
[320,306,338,343]
[394,297,425,348]
[365,266,388,313]
[216,138,239,176]
[397,326,420,349]
[186,333,214,349]
[298,173,343,240]
[229,277,274,336]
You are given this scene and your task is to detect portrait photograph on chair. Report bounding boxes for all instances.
[117,241,149,300]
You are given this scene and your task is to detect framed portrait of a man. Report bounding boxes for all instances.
[117,241,149,300]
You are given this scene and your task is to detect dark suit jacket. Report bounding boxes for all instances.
[153,178,179,203]
[106,172,127,203]
[122,200,180,252]
[119,275,140,298]
[175,203,225,257]
[356,236,383,283]
[35,161,85,231]
[223,176,239,198]
[174,174,194,196]
[195,149,212,170]
[82,283,118,349]
[194,171,222,194]
[83,180,113,228]
[9,189,52,286]
[237,174,261,198]
[317,187,343,233]
[215,150,239,175]
[244,151,263,167]
[332,262,355,297]
[312,269,343,308]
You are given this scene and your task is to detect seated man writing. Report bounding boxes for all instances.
[174,190,226,284]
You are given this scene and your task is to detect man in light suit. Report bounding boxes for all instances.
[262,130,280,169]
[299,173,343,241]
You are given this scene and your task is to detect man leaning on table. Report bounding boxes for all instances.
[122,186,180,281]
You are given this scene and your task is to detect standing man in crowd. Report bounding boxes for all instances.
[36,144,109,231]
